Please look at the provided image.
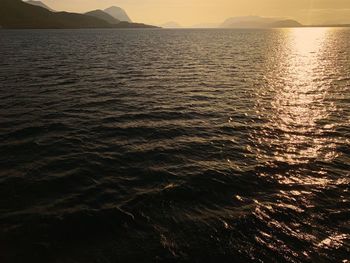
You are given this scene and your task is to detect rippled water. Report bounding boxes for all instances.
[0,28,349,263]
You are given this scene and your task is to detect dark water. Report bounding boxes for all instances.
[0,28,349,263]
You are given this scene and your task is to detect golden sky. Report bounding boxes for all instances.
[42,0,350,26]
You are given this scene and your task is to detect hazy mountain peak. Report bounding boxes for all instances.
[221,16,302,28]
[189,22,219,28]
[25,0,55,12]
[269,19,302,28]
[104,6,132,22]
[85,10,120,24]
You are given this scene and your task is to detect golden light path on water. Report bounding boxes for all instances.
[249,28,349,256]
[254,28,337,165]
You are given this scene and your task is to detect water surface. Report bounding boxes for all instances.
[0,28,349,262]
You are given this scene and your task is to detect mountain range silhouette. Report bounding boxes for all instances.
[0,0,156,29]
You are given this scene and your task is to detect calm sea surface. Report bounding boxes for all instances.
[0,28,349,262]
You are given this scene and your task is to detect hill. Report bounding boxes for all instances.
[104,6,132,22]
[0,0,156,29]
[25,0,55,12]
[268,19,302,28]
[221,16,302,28]
[85,10,120,24]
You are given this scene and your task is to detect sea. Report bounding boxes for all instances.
[0,28,349,263]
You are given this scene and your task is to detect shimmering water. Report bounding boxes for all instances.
[0,28,349,263]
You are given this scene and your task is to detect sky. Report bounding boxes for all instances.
[42,0,350,26]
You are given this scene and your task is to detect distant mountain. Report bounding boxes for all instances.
[161,21,182,28]
[0,0,156,29]
[190,23,219,28]
[221,16,276,28]
[104,6,131,22]
[268,20,302,28]
[221,16,302,28]
[25,0,55,12]
[85,10,120,24]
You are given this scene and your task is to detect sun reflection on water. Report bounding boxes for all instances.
[245,28,350,254]
[253,28,338,165]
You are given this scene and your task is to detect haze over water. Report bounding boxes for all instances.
[0,28,349,262]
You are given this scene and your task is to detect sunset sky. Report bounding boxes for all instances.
[41,0,350,26]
